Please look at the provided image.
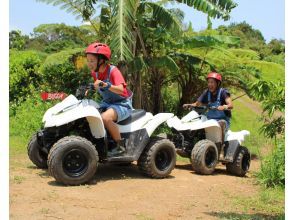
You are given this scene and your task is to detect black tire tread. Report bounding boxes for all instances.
[191,139,218,175]
[226,146,250,177]
[27,133,48,169]
[48,135,98,185]
[138,137,176,179]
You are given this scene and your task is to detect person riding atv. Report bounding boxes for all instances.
[85,42,133,156]
[183,72,233,148]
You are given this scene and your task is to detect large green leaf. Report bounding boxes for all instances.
[109,0,139,62]
[183,35,240,49]
[140,2,182,33]
[175,0,237,20]
[148,55,179,72]
[37,0,96,20]
[37,0,102,34]
[128,56,148,73]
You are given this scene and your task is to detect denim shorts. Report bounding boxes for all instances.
[99,101,132,122]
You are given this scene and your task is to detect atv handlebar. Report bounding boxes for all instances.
[75,82,106,99]
[75,83,95,99]
[184,105,217,114]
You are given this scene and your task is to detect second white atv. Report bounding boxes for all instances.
[28,84,176,185]
[166,106,251,177]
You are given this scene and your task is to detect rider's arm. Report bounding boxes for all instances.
[217,96,233,110]
[191,101,203,107]
[108,83,124,95]
[94,79,124,95]
[183,90,207,108]
[224,97,233,109]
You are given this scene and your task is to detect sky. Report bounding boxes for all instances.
[9,0,285,42]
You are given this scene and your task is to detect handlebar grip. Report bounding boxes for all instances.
[98,82,104,87]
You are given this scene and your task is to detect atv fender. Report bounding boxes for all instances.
[167,116,222,143]
[42,95,105,138]
[143,113,174,136]
[224,140,240,162]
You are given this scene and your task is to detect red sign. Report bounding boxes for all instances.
[41,92,67,101]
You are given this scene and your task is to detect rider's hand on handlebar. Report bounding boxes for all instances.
[85,89,89,97]
[94,80,107,90]
[183,103,194,110]
[217,105,225,111]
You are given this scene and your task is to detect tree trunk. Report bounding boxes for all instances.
[131,71,142,109]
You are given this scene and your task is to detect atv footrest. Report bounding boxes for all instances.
[107,155,134,162]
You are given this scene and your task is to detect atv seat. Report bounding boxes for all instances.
[117,109,146,125]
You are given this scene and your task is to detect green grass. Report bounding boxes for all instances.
[246,60,285,83]
[232,186,285,219]
[230,96,274,157]
[208,186,284,220]
[12,175,26,184]
[10,135,27,156]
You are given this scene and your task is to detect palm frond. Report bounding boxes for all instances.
[108,0,139,62]
[37,0,100,34]
[183,35,240,49]
[175,0,237,20]
[140,2,182,33]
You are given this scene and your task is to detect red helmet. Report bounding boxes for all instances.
[207,72,222,82]
[85,42,111,60]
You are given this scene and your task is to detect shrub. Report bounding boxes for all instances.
[257,139,285,187]
[162,84,179,114]
[9,50,47,104]
[9,92,57,141]
[39,48,91,95]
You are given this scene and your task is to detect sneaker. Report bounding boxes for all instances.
[108,139,126,156]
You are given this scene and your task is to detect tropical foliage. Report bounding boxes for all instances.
[9,0,285,189]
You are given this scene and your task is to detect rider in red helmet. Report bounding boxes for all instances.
[85,42,133,156]
[183,72,233,149]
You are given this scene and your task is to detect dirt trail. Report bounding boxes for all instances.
[10,154,262,220]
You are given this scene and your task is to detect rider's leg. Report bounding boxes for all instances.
[101,109,125,155]
[101,108,121,141]
[218,120,227,159]
[218,120,227,144]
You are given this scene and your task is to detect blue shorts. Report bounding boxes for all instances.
[99,101,132,122]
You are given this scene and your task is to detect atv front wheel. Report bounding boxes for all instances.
[191,139,218,175]
[27,133,48,169]
[48,136,98,185]
[138,137,176,178]
[226,146,250,177]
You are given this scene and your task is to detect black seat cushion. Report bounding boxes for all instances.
[117,109,146,125]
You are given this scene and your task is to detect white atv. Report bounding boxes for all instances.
[27,84,176,185]
[166,106,251,176]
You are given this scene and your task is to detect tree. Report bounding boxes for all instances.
[9,30,29,50]
[28,23,97,53]
[37,0,237,113]
[267,39,285,55]
[249,80,285,140]
[215,21,273,60]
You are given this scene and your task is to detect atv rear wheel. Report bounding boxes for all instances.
[191,139,218,175]
[48,136,98,185]
[27,133,48,169]
[226,146,250,177]
[138,137,176,178]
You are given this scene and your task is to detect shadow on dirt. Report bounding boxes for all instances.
[175,163,251,178]
[28,163,175,186]
[205,211,284,220]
